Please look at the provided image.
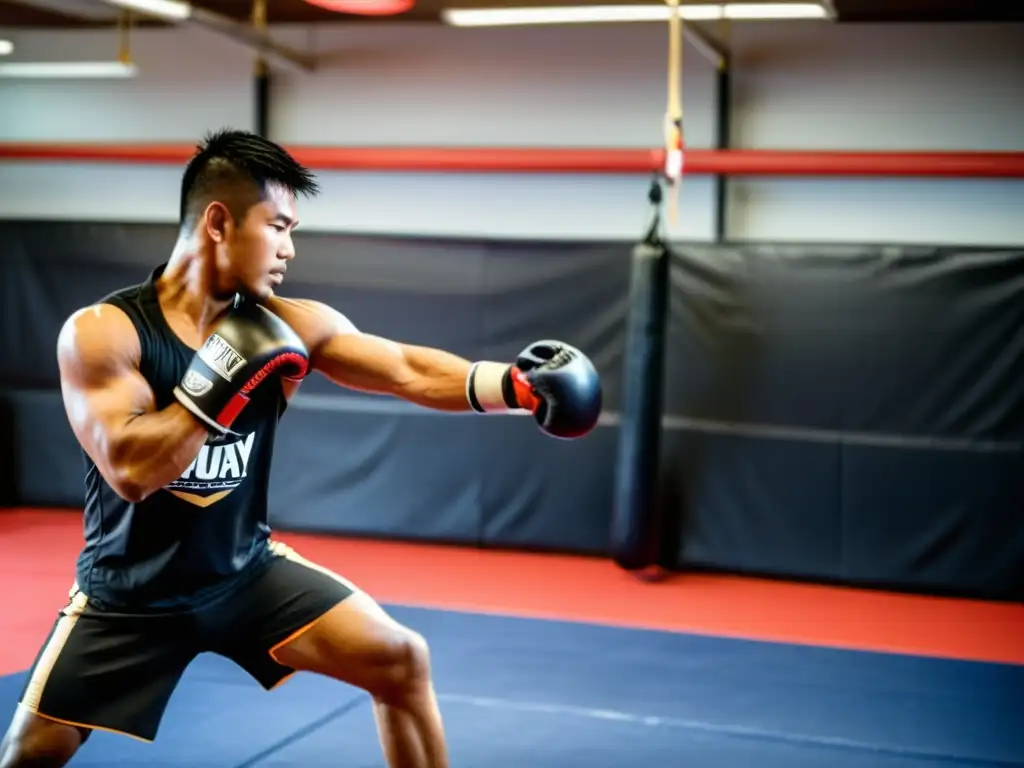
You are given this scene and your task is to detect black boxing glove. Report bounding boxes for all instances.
[174,302,309,435]
[466,340,602,439]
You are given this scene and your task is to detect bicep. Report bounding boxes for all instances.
[57,306,155,464]
[268,297,411,394]
[316,332,413,393]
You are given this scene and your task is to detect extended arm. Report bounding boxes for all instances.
[267,297,602,438]
[318,333,485,411]
[57,304,209,502]
[269,297,507,411]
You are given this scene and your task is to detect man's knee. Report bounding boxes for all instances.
[0,710,88,768]
[372,627,433,705]
[398,629,432,682]
[274,595,435,703]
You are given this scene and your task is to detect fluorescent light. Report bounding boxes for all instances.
[442,2,828,26]
[725,2,828,17]
[0,40,13,56]
[102,0,191,21]
[0,61,138,78]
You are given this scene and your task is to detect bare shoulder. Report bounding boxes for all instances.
[57,303,141,384]
[265,296,360,351]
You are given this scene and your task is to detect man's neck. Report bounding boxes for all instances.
[160,240,235,333]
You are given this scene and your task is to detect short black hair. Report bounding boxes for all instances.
[178,128,319,227]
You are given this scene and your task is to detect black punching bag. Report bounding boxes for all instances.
[610,179,670,571]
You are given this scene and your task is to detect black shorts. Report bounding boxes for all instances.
[17,541,354,743]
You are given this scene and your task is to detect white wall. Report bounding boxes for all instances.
[0,20,1021,244]
[725,22,1024,246]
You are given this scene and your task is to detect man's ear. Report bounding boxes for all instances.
[203,201,231,243]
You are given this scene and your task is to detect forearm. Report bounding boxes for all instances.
[314,329,523,412]
[399,344,523,414]
[108,403,208,501]
[395,344,479,411]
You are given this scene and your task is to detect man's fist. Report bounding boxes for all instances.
[509,340,602,439]
[466,340,602,439]
[174,302,308,435]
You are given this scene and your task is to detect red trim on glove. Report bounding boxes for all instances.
[216,352,309,427]
[510,367,541,413]
[217,391,251,427]
[241,353,308,395]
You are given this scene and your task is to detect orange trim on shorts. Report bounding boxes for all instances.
[268,671,297,691]
[21,704,154,743]
[267,608,337,666]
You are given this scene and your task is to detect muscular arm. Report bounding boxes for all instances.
[321,334,475,410]
[57,304,209,502]
[269,297,512,411]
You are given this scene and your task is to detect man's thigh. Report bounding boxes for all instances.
[17,587,198,743]
[203,541,357,690]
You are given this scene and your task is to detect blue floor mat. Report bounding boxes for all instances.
[2,605,1022,767]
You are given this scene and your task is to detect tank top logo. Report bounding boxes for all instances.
[165,431,256,507]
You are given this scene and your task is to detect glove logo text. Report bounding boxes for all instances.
[198,334,247,381]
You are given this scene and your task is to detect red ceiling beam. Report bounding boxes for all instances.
[2,142,1023,178]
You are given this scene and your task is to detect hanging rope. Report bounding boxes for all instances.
[663,0,684,226]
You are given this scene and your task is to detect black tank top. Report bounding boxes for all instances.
[75,263,286,610]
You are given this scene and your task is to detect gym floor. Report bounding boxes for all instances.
[3,508,1023,767]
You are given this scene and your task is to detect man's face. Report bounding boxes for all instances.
[219,183,298,301]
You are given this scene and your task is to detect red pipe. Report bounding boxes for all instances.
[2,143,1023,178]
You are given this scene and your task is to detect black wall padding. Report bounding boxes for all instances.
[0,394,20,506]
[840,445,1023,599]
[665,245,1024,600]
[1,391,84,508]
[2,221,1022,600]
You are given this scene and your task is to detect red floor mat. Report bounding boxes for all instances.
[2,508,1023,676]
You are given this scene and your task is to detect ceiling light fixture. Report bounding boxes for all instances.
[0,61,138,78]
[95,0,316,70]
[442,2,828,26]
[0,40,13,56]
[103,0,191,21]
[301,0,414,15]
